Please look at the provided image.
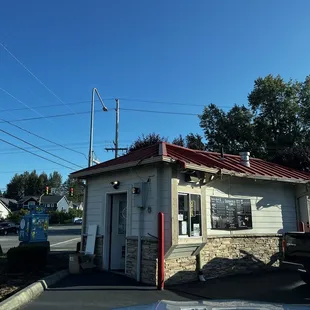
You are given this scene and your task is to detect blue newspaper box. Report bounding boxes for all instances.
[19,213,49,243]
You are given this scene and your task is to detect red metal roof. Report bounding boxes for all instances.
[71,142,310,182]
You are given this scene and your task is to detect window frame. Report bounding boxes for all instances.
[177,192,202,238]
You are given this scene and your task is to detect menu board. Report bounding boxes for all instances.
[210,196,252,230]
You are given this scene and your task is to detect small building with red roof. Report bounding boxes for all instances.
[71,142,310,285]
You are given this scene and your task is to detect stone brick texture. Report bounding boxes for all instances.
[200,235,282,279]
[82,235,104,268]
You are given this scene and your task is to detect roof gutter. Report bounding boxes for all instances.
[184,163,310,184]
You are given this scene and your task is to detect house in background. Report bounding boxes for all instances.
[0,198,16,219]
[70,202,83,211]
[71,142,310,286]
[18,195,70,212]
[0,198,18,212]
[41,195,70,212]
[18,196,39,209]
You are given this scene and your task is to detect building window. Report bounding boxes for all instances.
[178,193,201,237]
[118,201,126,234]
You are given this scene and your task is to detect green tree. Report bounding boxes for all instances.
[199,74,310,171]
[199,104,254,154]
[128,133,168,152]
[6,170,63,200]
[248,74,302,159]
[62,178,84,203]
[48,171,62,190]
[172,135,185,147]
[172,133,205,150]
[185,133,205,150]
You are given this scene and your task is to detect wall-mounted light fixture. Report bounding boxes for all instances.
[132,187,140,194]
[111,181,120,189]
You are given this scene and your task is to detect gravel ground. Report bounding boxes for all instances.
[0,252,69,302]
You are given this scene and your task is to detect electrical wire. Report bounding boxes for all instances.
[1,169,64,174]
[0,42,80,117]
[0,87,54,125]
[0,116,88,159]
[0,127,83,168]
[0,138,76,170]
[0,107,199,124]
[0,98,233,113]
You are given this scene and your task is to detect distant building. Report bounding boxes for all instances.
[17,195,70,212]
[70,202,83,211]
[0,198,16,219]
[41,195,70,212]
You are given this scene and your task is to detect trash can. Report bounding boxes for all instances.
[69,253,80,274]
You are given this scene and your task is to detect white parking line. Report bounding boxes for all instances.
[50,237,80,247]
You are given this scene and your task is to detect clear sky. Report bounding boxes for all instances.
[0,0,310,190]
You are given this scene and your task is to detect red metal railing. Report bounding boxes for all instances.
[157,212,165,290]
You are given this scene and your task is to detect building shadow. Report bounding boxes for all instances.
[47,270,156,291]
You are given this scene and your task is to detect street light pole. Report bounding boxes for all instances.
[88,88,108,167]
[115,99,119,159]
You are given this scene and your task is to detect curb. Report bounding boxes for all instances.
[0,269,69,310]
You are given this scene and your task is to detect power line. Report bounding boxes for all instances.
[0,107,199,124]
[0,168,64,174]
[0,138,76,170]
[0,98,234,113]
[0,116,88,159]
[0,140,131,152]
[0,127,83,168]
[0,87,54,125]
[0,42,80,117]
[0,143,129,155]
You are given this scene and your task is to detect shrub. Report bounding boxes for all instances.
[7,208,29,224]
[7,245,48,272]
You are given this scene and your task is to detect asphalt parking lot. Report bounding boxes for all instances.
[0,225,81,253]
[22,270,310,310]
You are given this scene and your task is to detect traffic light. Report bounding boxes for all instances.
[69,187,74,197]
[45,186,49,195]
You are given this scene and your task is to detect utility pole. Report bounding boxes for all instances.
[88,88,108,167]
[115,98,119,159]
[105,98,128,157]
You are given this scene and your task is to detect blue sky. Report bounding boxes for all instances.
[0,0,310,190]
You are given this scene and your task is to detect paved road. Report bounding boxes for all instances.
[22,270,310,309]
[0,225,81,253]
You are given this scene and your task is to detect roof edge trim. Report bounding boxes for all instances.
[185,163,309,184]
[71,155,171,179]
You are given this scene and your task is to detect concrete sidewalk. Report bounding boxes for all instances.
[22,270,310,309]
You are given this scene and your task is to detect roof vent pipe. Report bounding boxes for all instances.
[240,151,250,167]
[220,147,225,160]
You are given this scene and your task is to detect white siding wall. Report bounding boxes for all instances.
[86,165,168,237]
[0,202,10,219]
[207,177,297,235]
[176,173,297,236]
[57,197,70,212]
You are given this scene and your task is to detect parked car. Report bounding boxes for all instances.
[0,222,19,235]
[73,217,82,225]
[281,232,310,284]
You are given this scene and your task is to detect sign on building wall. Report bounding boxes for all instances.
[210,196,252,230]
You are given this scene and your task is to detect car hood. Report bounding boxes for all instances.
[113,299,310,310]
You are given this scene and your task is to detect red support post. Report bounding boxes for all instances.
[157,212,165,290]
[299,221,305,232]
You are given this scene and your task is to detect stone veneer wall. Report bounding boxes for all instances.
[126,234,282,286]
[126,237,158,285]
[82,235,104,268]
[200,235,283,279]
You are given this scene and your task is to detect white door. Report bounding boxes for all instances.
[110,194,127,270]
